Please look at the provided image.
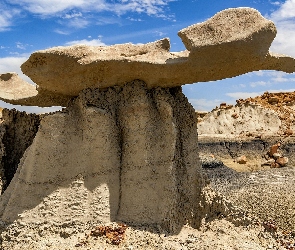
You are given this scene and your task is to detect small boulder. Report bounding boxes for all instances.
[272,153,282,160]
[220,103,227,109]
[284,129,293,136]
[261,159,275,166]
[270,162,281,168]
[268,143,280,157]
[276,157,288,167]
[236,155,247,164]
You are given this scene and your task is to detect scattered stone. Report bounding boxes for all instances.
[220,103,227,109]
[272,153,282,160]
[268,97,279,104]
[284,129,293,136]
[200,154,224,168]
[236,155,247,164]
[232,113,239,119]
[270,162,281,168]
[261,159,275,166]
[276,157,288,167]
[269,143,280,157]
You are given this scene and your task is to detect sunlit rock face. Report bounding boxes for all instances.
[0,8,295,107]
[0,81,205,234]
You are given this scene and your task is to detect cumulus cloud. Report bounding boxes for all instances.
[269,0,295,57]
[6,0,173,17]
[270,0,295,20]
[65,38,106,46]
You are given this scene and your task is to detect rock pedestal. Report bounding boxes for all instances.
[0,81,203,233]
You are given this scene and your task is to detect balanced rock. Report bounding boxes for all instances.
[1,8,295,107]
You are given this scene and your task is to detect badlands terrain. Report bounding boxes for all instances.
[0,7,295,250]
[198,91,295,249]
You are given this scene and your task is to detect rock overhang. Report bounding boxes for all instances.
[0,7,294,107]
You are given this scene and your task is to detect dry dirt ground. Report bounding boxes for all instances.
[1,162,294,250]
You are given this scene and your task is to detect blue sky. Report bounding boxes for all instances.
[1,0,295,113]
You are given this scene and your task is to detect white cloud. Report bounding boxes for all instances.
[62,12,83,19]
[6,0,173,17]
[270,0,295,20]
[269,0,295,57]
[0,100,62,114]
[0,56,33,84]
[189,98,223,111]
[0,6,20,31]
[268,88,295,93]
[226,91,263,100]
[226,88,295,100]
[271,1,281,5]
[7,0,90,16]
[54,29,70,35]
[16,42,31,50]
[271,76,295,82]
[65,38,106,46]
[66,18,89,29]
[250,81,269,88]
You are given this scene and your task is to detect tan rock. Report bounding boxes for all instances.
[268,97,279,104]
[220,103,227,109]
[0,72,71,107]
[284,129,293,136]
[269,143,280,157]
[272,153,281,160]
[1,8,295,107]
[270,162,281,168]
[0,73,37,100]
[236,155,247,164]
[276,157,288,167]
[261,159,275,166]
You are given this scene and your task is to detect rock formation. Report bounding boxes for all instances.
[197,91,295,171]
[0,109,41,193]
[0,82,203,231]
[198,91,295,137]
[0,7,294,249]
[0,8,295,107]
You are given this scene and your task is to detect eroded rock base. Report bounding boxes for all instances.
[0,81,215,244]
